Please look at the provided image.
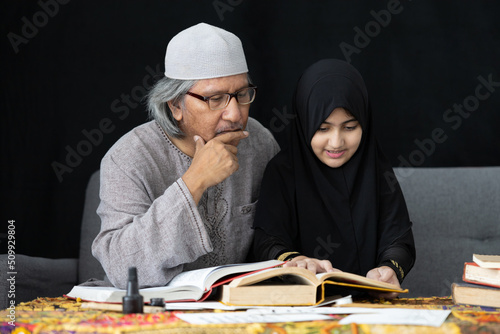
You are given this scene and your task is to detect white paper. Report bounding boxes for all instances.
[173,304,451,326]
[175,312,331,324]
[166,259,283,291]
[339,309,451,327]
[246,306,380,315]
[165,301,242,310]
[164,295,351,310]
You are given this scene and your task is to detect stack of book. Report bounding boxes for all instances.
[451,254,500,308]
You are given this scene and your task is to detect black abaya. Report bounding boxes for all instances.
[252,59,415,283]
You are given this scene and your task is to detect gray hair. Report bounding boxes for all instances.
[147,77,197,138]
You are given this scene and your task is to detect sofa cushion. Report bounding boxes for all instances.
[0,254,77,308]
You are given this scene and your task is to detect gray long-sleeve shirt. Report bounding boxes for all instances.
[92,119,279,289]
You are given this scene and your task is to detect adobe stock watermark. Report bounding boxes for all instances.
[7,0,70,54]
[386,73,499,190]
[6,220,17,327]
[51,64,162,182]
[313,235,341,260]
[269,105,295,133]
[339,0,409,63]
[213,0,243,21]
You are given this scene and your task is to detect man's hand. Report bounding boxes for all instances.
[182,131,249,204]
[366,266,401,299]
[283,256,340,274]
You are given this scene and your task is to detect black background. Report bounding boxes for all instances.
[2,1,499,259]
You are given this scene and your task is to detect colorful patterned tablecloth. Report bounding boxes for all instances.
[2,296,500,334]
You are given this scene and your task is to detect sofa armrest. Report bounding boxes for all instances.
[0,254,78,309]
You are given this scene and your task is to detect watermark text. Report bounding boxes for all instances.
[6,220,16,326]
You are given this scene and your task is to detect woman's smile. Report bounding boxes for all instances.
[325,150,346,159]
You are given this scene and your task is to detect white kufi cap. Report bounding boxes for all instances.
[164,23,248,80]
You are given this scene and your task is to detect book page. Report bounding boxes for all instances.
[66,284,203,303]
[139,285,201,300]
[167,260,284,291]
[228,266,318,287]
[167,267,220,291]
[66,286,124,303]
[316,271,403,290]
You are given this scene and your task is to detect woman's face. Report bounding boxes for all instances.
[310,108,362,168]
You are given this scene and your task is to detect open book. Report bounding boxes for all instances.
[220,266,408,306]
[65,260,283,303]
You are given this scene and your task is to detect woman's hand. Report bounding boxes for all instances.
[366,266,401,299]
[283,256,340,274]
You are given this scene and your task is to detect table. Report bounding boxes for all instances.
[2,296,500,333]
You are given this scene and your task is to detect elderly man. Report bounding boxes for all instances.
[92,23,279,289]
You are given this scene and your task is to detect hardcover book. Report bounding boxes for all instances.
[220,266,408,306]
[463,262,500,288]
[473,254,500,269]
[452,282,500,308]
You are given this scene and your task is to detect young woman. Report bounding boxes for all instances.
[252,59,415,298]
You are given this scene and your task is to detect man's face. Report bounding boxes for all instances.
[172,73,250,150]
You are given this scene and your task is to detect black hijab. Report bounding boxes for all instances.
[254,59,413,276]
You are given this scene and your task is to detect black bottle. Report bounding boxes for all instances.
[122,267,144,314]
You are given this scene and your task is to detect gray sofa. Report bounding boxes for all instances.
[0,171,106,309]
[395,167,500,297]
[1,167,499,308]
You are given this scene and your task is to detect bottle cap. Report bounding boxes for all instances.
[149,298,165,307]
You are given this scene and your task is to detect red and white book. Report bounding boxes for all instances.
[463,262,500,289]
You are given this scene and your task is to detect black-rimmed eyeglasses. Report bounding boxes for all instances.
[186,85,257,111]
